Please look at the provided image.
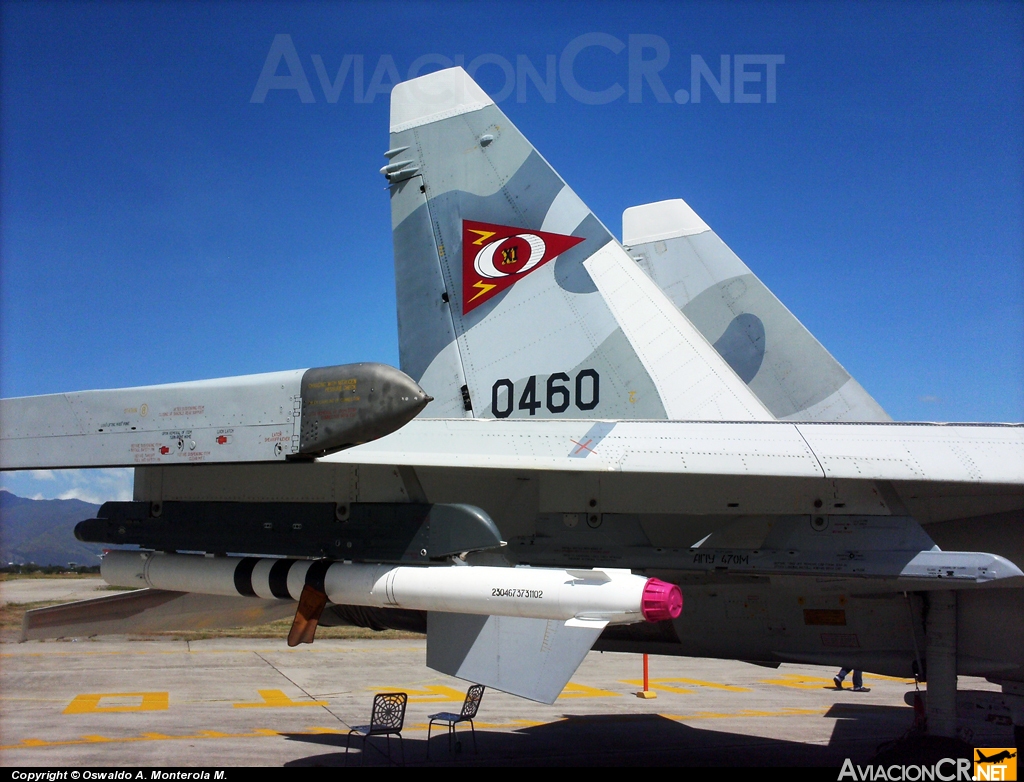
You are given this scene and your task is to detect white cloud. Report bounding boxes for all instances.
[57,488,107,505]
[1,468,134,503]
[91,468,134,490]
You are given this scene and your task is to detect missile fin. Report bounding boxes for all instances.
[287,584,328,647]
[565,616,610,629]
[564,569,612,583]
[426,611,604,704]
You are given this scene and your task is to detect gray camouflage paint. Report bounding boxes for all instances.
[389,103,667,420]
[625,230,891,422]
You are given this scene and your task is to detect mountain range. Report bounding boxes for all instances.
[0,490,104,566]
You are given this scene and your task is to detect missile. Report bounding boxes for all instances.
[101,550,683,626]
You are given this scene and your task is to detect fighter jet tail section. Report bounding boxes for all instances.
[623,199,890,422]
[388,67,771,423]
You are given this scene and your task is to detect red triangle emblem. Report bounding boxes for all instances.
[461,220,585,314]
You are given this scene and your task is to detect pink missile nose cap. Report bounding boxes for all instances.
[641,578,683,622]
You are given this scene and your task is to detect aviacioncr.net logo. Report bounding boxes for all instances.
[974,749,1017,781]
[838,757,974,781]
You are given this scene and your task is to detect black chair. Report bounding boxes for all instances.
[345,692,407,765]
[427,684,485,758]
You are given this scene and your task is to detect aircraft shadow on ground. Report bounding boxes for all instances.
[281,707,925,767]
[825,702,1016,765]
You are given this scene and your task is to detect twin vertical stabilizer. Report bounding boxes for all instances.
[388,67,771,423]
[622,198,890,422]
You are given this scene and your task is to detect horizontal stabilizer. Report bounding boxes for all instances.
[0,363,430,470]
[22,588,294,641]
[426,610,605,704]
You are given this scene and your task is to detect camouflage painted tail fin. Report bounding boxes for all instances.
[622,199,891,422]
[388,68,771,423]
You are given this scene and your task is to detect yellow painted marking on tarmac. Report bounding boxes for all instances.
[865,673,915,683]
[557,683,621,699]
[759,674,838,690]
[451,719,548,729]
[622,677,752,693]
[405,718,549,732]
[505,718,548,728]
[2,719,563,751]
[63,691,169,714]
[233,689,327,708]
[663,707,825,722]
[663,677,750,692]
[0,727,316,751]
[621,678,694,694]
[374,685,466,703]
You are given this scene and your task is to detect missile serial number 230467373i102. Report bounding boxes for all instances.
[1,67,1022,741]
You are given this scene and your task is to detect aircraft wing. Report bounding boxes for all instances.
[0,362,431,469]
[324,416,1022,607]
[324,418,1024,485]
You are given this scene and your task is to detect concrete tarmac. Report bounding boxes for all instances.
[1,634,1012,767]
[0,578,118,606]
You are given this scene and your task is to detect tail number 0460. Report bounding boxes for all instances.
[490,369,599,418]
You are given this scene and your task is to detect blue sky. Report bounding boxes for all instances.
[2,1,1022,502]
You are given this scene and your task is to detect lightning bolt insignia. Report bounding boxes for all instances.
[468,229,496,246]
[468,279,497,302]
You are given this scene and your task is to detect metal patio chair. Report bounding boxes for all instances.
[427,684,485,758]
[345,691,407,765]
